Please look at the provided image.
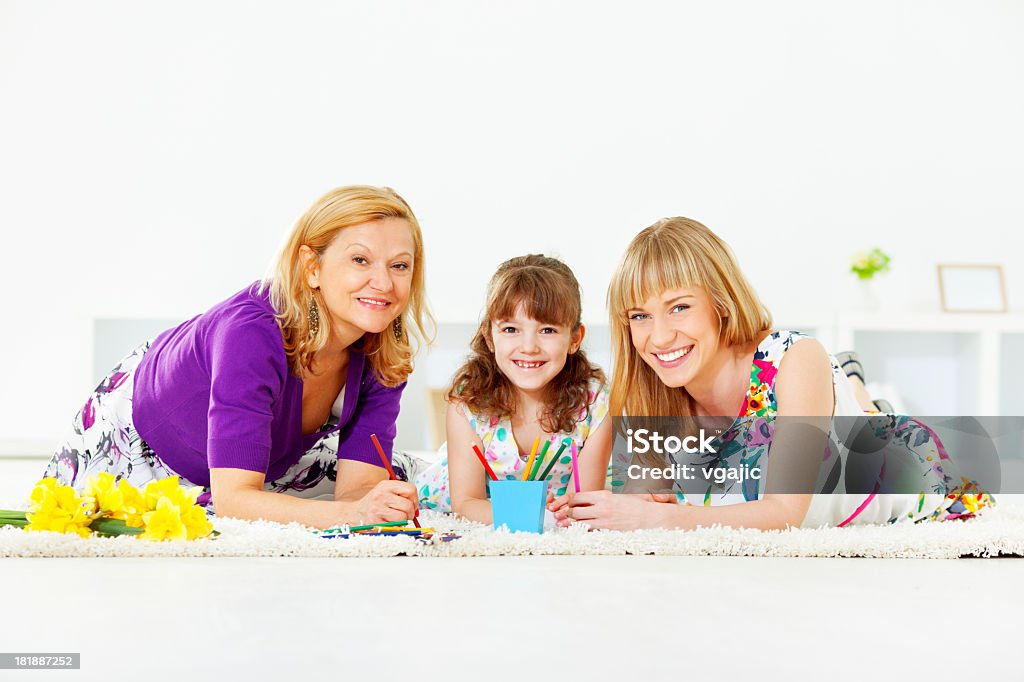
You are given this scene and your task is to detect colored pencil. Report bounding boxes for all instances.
[471,443,500,481]
[537,439,569,482]
[527,438,552,480]
[522,438,540,481]
[571,442,581,494]
[348,520,410,532]
[370,433,421,529]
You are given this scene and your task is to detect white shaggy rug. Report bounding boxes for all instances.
[2,507,1023,559]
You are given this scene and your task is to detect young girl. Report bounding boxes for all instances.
[558,217,993,530]
[414,254,612,523]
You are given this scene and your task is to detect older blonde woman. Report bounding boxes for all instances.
[45,185,433,529]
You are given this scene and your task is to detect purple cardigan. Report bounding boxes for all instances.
[131,283,405,487]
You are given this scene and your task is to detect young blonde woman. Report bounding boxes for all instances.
[45,185,433,529]
[557,217,993,530]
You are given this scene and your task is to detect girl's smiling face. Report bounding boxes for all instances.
[626,286,724,389]
[489,302,583,398]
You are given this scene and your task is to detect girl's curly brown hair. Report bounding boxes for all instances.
[449,254,605,433]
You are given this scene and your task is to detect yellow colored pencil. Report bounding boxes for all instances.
[522,437,540,481]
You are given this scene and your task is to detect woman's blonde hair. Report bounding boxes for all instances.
[607,217,771,417]
[449,254,605,433]
[261,185,435,386]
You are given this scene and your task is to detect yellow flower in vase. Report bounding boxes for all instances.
[25,478,97,538]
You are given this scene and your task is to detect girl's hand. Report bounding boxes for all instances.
[562,490,681,531]
[547,491,568,515]
[548,491,574,526]
[354,480,419,524]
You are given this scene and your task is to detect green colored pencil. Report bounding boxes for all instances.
[348,520,410,532]
[527,439,552,480]
[537,439,571,482]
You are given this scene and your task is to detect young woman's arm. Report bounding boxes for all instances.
[447,401,496,524]
[566,340,833,531]
[210,465,417,530]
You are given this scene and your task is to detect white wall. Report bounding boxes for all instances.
[1,1,1023,451]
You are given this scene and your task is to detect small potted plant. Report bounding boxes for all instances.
[850,247,891,310]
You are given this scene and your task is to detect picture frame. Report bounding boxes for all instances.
[937,264,1007,313]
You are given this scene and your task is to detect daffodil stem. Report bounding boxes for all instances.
[89,518,143,536]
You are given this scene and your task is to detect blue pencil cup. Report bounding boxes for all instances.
[490,480,547,533]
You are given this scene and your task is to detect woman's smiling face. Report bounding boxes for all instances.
[304,216,414,341]
[626,285,724,389]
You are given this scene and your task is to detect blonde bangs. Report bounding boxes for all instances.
[607,217,772,418]
[613,231,713,317]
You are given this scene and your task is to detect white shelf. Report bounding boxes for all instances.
[833,312,1024,334]
[822,312,1024,416]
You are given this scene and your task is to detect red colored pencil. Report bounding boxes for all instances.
[370,433,421,529]
[471,443,500,481]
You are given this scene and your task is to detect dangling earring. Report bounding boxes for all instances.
[308,295,320,336]
[392,315,404,342]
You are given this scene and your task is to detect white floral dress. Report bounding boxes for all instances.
[672,330,994,526]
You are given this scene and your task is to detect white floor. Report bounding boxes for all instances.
[2,458,1022,681]
[1,555,1022,681]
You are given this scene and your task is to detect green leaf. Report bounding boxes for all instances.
[88,518,143,536]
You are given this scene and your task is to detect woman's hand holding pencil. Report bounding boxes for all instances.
[353,480,420,524]
[369,433,421,528]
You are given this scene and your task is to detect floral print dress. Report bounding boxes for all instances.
[45,342,353,512]
[415,378,610,512]
[675,330,994,527]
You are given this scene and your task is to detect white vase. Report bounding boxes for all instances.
[854,279,879,311]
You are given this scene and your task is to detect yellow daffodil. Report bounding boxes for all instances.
[181,504,214,540]
[143,476,202,510]
[13,477,213,541]
[25,478,96,538]
[84,473,124,515]
[115,479,148,527]
[138,477,213,541]
[140,496,189,541]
